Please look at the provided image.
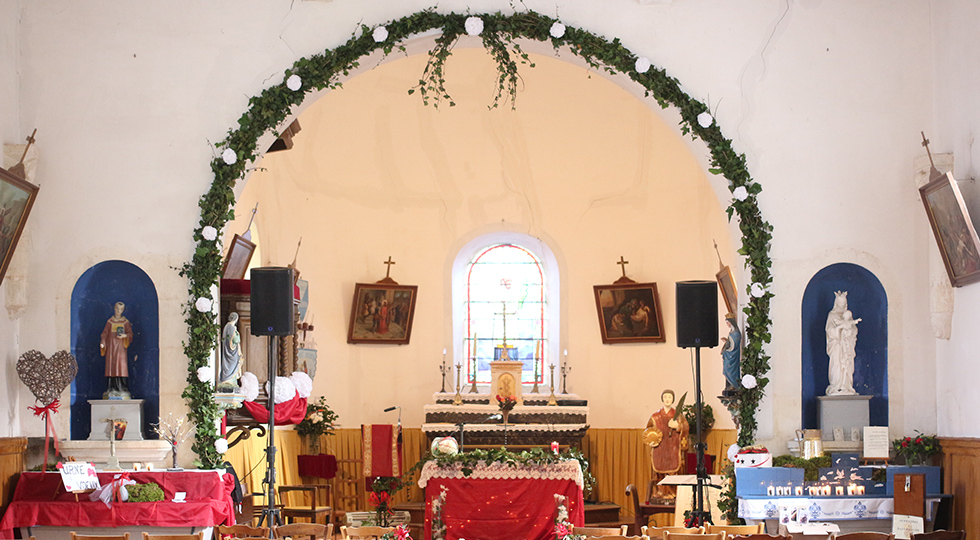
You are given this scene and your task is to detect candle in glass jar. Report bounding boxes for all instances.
[795,486,804,496]
[767,485,775,496]
[835,486,845,496]
[847,484,855,495]
[855,485,865,495]
[551,441,559,454]
[146,463,154,471]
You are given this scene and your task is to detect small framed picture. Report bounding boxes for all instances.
[919,171,980,287]
[347,282,418,345]
[833,426,845,441]
[0,167,39,286]
[221,233,256,280]
[593,282,665,343]
[716,265,737,315]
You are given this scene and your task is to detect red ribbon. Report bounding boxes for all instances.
[28,399,61,472]
[113,472,132,503]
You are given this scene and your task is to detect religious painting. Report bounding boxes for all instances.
[221,233,256,280]
[919,171,980,287]
[716,265,737,315]
[593,282,665,343]
[347,282,418,344]
[0,167,39,286]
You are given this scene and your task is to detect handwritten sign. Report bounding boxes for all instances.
[892,514,924,539]
[59,462,101,492]
[863,426,890,458]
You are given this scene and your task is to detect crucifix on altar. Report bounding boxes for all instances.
[490,301,524,406]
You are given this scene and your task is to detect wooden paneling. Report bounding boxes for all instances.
[0,437,27,519]
[940,437,980,539]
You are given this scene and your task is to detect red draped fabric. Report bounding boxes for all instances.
[0,470,235,538]
[297,454,338,479]
[361,424,402,478]
[243,395,307,425]
[424,476,584,540]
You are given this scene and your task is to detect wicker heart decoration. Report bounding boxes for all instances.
[17,349,78,406]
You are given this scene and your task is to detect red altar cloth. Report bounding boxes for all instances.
[297,454,338,479]
[421,462,584,540]
[0,470,235,538]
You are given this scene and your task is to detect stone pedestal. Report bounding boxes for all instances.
[818,395,871,442]
[88,399,144,441]
[490,360,523,405]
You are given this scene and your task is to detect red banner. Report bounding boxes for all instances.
[361,424,402,478]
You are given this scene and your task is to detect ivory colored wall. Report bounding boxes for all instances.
[0,1,967,461]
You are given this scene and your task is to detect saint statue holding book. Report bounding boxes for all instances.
[100,301,132,399]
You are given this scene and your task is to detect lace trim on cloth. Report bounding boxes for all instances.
[418,459,584,489]
[421,423,589,433]
[423,404,589,415]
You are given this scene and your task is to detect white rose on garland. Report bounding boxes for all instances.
[201,226,217,241]
[215,438,229,454]
[372,26,388,43]
[742,374,758,389]
[465,16,484,36]
[732,186,748,201]
[196,366,211,383]
[221,148,237,165]
[727,443,741,462]
[240,372,259,402]
[750,282,766,298]
[697,111,714,128]
[290,371,313,399]
[550,22,566,38]
[266,376,297,404]
[635,57,651,74]
[195,297,212,313]
[286,74,302,91]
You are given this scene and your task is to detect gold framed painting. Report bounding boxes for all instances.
[593,281,665,343]
[919,171,980,287]
[0,167,39,286]
[347,282,418,344]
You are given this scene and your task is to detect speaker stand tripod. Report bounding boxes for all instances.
[687,344,711,527]
[257,337,282,532]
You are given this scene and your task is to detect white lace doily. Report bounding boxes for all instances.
[418,459,584,489]
[422,423,589,433]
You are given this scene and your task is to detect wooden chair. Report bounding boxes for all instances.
[278,484,334,525]
[664,534,724,540]
[71,534,131,540]
[831,534,895,540]
[217,524,269,540]
[340,526,395,539]
[334,458,364,517]
[644,526,704,539]
[911,532,965,540]
[705,524,764,536]
[274,522,334,540]
[574,525,629,536]
[730,535,790,540]
[142,533,205,540]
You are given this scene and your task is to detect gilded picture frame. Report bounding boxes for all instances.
[919,171,980,287]
[0,167,39,286]
[347,282,418,344]
[593,282,666,343]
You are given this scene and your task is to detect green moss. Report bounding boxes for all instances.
[771,455,832,481]
[126,482,165,502]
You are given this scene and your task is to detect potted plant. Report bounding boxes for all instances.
[295,396,338,453]
[683,403,715,444]
[892,431,942,466]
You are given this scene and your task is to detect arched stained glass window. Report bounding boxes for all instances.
[464,244,546,385]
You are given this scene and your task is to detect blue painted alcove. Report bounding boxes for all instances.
[801,263,888,430]
[70,261,159,440]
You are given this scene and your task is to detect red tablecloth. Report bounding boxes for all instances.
[422,467,584,540]
[0,470,235,537]
[297,454,337,479]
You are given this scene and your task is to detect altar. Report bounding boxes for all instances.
[418,459,585,540]
[0,470,235,540]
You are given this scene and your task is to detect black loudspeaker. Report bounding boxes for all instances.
[250,267,294,336]
[676,280,719,348]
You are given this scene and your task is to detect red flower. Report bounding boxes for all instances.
[915,438,923,445]
[901,440,908,448]
[369,491,391,507]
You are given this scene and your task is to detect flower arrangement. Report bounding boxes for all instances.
[682,403,715,442]
[369,476,402,527]
[496,394,517,412]
[295,396,338,453]
[431,486,449,540]
[379,524,412,540]
[554,494,584,540]
[892,431,941,465]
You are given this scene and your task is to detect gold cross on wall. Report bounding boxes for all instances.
[617,256,629,278]
[383,256,395,278]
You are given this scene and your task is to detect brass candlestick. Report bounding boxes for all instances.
[468,356,479,393]
[561,360,571,394]
[453,364,463,405]
[547,364,558,406]
[438,350,449,393]
[531,354,540,394]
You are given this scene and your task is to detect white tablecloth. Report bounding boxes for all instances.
[739,496,893,521]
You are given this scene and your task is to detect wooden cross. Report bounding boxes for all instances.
[383,256,395,278]
[921,131,943,181]
[495,301,517,354]
[617,256,629,278]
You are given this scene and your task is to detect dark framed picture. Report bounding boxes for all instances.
[221,233,256,280]
[919,171,980,287]
[0,167,39,286]
[593,282,665,343]
[716,265,737,315]
[347,282,418,344]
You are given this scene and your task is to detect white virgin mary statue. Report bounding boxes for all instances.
[826,291,861,396]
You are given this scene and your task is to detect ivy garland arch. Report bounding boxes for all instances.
[180,9,773,470]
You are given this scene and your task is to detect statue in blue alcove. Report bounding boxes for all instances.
[721,314,741,396]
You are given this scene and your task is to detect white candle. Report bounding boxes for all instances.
[856,485,865,495]
[847,484,855,495]
[835,486,844,496]
[146,463,154,471]
[795,486,804,496]
[766,485,775,496]
[133,463,142,471]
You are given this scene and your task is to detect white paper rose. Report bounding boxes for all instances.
[635,57,651,73]
[286,74,302,91]
[697,111,713,128]
[241,372,259,402]
[727,443,741,462]
[742,374,758,389]
[372,26,388,43]
[266,376,297,404]
[195,297,212,313]
[733,186,748,201]
[465,16,484,36]
[750,282,766,298]
[201,226,218,241]
[221,148,237,165]
[215,438,229,454]
[550,22,566,38]
[197,366,211,383]
[289,371,313,399]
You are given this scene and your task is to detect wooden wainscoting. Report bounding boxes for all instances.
[940,437,980,539]
[0,437,27,519]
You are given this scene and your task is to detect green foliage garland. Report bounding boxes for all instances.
[182,8,773,468]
